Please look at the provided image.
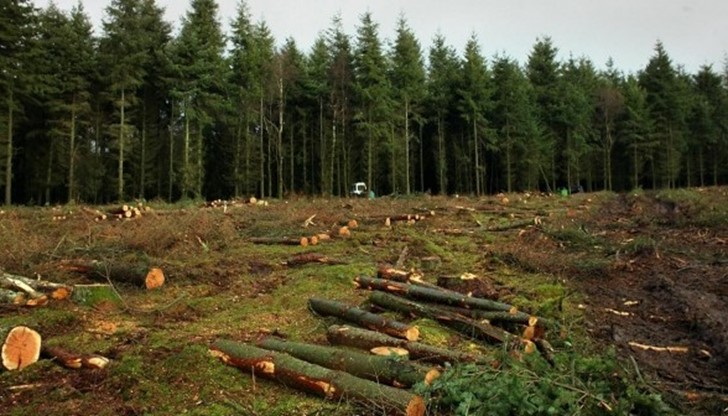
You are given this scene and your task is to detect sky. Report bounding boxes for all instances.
[38,0,728,74]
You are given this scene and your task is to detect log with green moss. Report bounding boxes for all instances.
[327,325,488,366]
[369,292,513,344]
[308,297,420,341]
[210,340,426,416]
[64,261,164,290]
[355,276,539,321]
[256,337,439,387]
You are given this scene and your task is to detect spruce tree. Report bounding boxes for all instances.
[526,37,561,192]
[0,0,36,204]
[171,0,226,199]
[389,15,425,194]
[426,33,459,194]
[353,12,391,194]
[491,55,538,192]
[457,34,491,195]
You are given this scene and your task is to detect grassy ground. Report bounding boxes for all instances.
[1,189,726,415]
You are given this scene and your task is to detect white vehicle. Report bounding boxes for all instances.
[350,182,368,197]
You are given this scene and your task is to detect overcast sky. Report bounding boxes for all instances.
[38,0,727,74]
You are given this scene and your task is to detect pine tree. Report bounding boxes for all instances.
[457,34,491,195]
[491,55,538,192]
[0,0,36,204]
[426,33,459,194]
[595,59,625,190]
[639,41,688,188]
[327,14,354,195]
[99,0,149,201]
[171,0,226,199]
[526,37,561,192]
[616,75,653,189]
[304,35,331,194]
[353,12,391,194]
[389,15,425,194]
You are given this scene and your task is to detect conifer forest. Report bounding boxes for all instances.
[1,0,727,205]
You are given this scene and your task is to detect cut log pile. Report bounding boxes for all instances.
[210,271,557,415]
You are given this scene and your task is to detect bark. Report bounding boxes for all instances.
[41,346,110,369]
[64,261,164,290]
[1,326,42,371]
[369,292,513,345]
[0,272,71,301]
[286,253,346,267]
[210,340,426,416]
[430,304,550,329]
[255,337,439,388]
[354,276,520,314]
[308,297,419,341]
[327,325,487,366]
[250,237,309,247]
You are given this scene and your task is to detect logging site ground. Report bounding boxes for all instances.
[0,188,726,415]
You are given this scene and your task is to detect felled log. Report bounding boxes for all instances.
[286,253,347,267]
[256,337,439,387]
[2,326,42,371]
[437,273,499,300]
[210,340,426,416]
[308,297,419,341]
[369,292,512,344]
[63,261,164,290]
[354,275,527,316]
[484,218,540,232]
[250,237,309,247]
[327,325,487,366]
[430,304,550,329]
[1,272,72,301]
[41,346,110,369]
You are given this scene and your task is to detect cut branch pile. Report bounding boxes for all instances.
[1,272,73,306]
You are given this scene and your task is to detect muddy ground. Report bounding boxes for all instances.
[0,188,726,415]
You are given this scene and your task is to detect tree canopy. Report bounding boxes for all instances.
[2,1,727,205]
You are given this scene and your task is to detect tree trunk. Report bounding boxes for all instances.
[286,253,345,267]
[369,292,512,344]
[64,261,164,290]
[68,94,77,203]
[326,325,487,366]
[4,89,13,205]
[255,337,439,388]
[437,114,446,194]
[1,272,71,302]
[308,297,419,341]
[259,95,265,198]
[210,340,426,416]
[41,346,110,369]
[250,237,309,247]
[473,112,481,196]
[118,88,126,201]
[354,276,521,315]
[168,101,175,201]
[405,99,410,194]
[2,326,41,371]
[277,76,284,199]
[140,101,147,199]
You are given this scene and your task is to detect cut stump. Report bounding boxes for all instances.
[1,326,42,371]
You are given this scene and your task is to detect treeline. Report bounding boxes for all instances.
[1,0,727,204]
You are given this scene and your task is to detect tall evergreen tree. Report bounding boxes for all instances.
[457,34,491,195]
[491,55,538,192]
[389,15,425,194]
[639,41,688,188]
[526,37,561,192]
[353,12,391,194]
[304,35,331,194]
[690,65,728,185]
[99,0,148,201]
[0,0,36,204]
[327,14,354,195]
[426,33,459,194]
[595,59,625,190]
[171,0,226,199]
[616,75,653,189]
